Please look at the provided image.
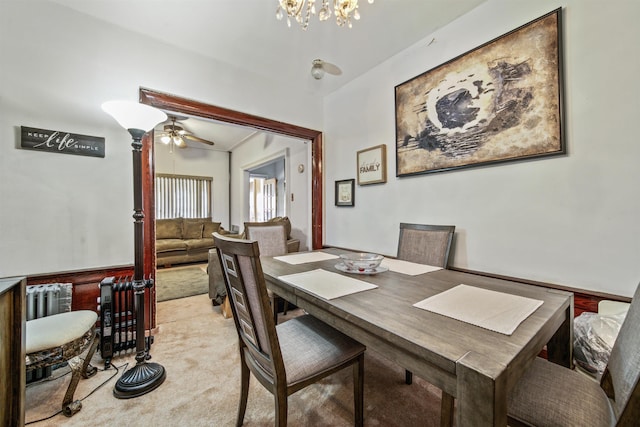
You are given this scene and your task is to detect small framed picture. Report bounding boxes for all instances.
[335,179,355,207]
[357,144,387,185]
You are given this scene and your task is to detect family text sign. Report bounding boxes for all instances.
[357,144,387,185]
[21,126,106,158]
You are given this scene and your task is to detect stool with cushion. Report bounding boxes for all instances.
[26,310,99,417]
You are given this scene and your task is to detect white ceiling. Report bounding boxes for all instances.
[50,0,486,151]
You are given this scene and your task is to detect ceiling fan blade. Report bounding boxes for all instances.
[322,61,342,76]
[183,134,215,146]
[161,114,189,124]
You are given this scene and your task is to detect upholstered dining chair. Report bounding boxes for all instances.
[397,223,455,268]
[244,221,290,324]
[212,233,366,427]
[398,223,455,385]
[507,282,640,427]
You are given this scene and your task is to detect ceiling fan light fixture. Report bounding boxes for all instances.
[311,59,325,79]
[160,135,171,144]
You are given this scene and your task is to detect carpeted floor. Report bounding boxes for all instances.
[155,263,209,302]
[24,293,449,426]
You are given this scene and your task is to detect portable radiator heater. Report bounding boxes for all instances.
[98,276,154,368]
[26,283,73,382]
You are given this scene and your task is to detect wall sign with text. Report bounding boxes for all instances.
[357,144,387,185]
[20,126,106,158]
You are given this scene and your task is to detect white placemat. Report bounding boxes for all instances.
[278,268,377,300]
[273,251,340,265]
[413,284,544,335]
[380,258,442,276]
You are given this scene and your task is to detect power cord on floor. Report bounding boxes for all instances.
[25,361,128,425]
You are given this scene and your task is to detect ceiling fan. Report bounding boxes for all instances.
[156,116,215,150]
[310,59,342,79]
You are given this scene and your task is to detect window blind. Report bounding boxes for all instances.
[155,174,212,219]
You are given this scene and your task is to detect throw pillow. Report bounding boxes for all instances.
[203,221,221,238]
[184,222,204,239]
[156,219,183,239]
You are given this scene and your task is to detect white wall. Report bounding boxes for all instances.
[324,0,640,297]
[231,134,311,250]
[0,1,321,277]
[155,144,230,225]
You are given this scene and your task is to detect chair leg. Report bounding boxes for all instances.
[354,354,364,427]
[237,353,250,427]
[274,388,288,427]
[405,369,413,385]
[440,391,455,427]
[270,295,279,325]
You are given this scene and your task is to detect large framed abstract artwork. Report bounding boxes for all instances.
[395,8,564,177]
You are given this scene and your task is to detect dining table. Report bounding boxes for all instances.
[260,248,573,427]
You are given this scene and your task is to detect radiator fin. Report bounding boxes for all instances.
[99,277,137,368]
[25,283,73,382]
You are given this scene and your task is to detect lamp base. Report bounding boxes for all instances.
[113,361,166,399]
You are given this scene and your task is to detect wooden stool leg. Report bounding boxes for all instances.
[62,331,98,417]
[81,331,99,379]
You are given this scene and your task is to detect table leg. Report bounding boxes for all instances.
[457,353,507,427]
[546,304,573,368]
[440,391,454,427]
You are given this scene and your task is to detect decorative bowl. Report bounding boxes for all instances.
[339,253,384,272]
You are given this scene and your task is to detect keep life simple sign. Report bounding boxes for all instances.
[21,126,105,158]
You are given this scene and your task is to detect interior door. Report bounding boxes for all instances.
[264,178,276,221]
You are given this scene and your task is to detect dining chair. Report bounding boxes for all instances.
[244,221,290,323]
[508,282,640,427]
[397,223,455,268]
[398,223,455,386]
[212,233,366,427]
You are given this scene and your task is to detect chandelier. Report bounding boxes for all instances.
[276,0,374,30]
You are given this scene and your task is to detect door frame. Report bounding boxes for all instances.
[138,87,324,273]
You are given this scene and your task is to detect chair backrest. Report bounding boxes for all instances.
[244,222,289,257]
[213,232,285,385]
[600,282,640,425]
[397,223,455,268]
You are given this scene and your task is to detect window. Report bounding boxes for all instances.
[155,174,212,219]
[249,176,277,222]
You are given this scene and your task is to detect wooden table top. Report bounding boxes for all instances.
[261,248,574,426]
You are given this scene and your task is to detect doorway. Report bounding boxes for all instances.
[138,87,324,277]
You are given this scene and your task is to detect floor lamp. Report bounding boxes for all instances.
[102,100,167,399]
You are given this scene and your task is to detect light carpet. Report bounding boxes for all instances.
[155,263,209,302]
[25,294,448,426]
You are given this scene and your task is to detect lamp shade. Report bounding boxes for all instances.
[102,100,167,132]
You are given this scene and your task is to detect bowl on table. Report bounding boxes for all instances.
[339,253,384,272]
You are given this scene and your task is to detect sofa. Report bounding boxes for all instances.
[208,216,300,309]
[156,217,226,267]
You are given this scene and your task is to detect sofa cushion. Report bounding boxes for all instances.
[157,219,183,239]
[156,239,188,253]
[184,221,204,239]
[203,221,221,238]
[185,238,215,251]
